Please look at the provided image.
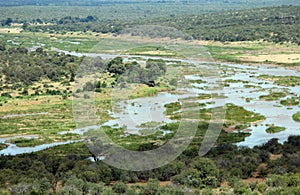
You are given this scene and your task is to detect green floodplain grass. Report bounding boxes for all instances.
[2,31,299,66]
[266,126,286,134]
[258,75,300,87]
[292,112,300,122]
[166,102,266,125]
[280,97,300,106]
[259,91,287,101]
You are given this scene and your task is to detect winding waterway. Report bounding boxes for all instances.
[0,50,299,155]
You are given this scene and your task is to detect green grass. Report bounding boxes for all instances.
[225,103,266,125]
[280,97,300,106]
[0,94,112,146]
[224,79,249,84]
[234,124,249,130]
[169,103,265,126]
[292,112,300,122]
[181,93,227,101]
[1,32,100,53]
[5,133,81,147]
[37,142,90,156]
[137,121,163,129]
[128,85,170,99]
[266,126,286,134]
[189,79,207,84]
[244,85,261,89]
[6,138,50,147]
[85,125,172,151]
[259,91,286,101]
[2,34,208,58]
[197,94,212,100]
[164,102,181,115]
[274,76,300,87]
[126,46,177,57]
[0,98,74,135]
[258,75,300,87]
[206,45,261,62]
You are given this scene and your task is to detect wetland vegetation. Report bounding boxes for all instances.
[265,126,286,134]
[259,75,300,87]
[292,112,300,122]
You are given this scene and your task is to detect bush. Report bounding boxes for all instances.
[233,181,250,194]
[1,92,12,98]
[255,183,268,193]
[143,179,161,195]
[112,181,128,194]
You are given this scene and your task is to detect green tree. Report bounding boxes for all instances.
[4,18,13,26]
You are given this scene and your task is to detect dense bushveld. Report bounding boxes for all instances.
[0,135,299,194]
[1,6,299,44]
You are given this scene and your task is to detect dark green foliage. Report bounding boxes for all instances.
[18,6,300,44]
[46,89,62,95]
[0,44,80,87]
[115,59,167,84]
[256,138,283,154]
[0,136,299,193]
[1,92,12,98]
[1,18,12,26]
[171,158,219,188]
[233,181,250,194]
[149,6,300,44]
[266,174,300,188]
[112,181,128,194]
[142,179,161,195]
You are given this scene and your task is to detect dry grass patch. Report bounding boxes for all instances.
[0,27,22,33]
[240,54,300,64]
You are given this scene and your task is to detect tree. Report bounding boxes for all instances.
[66,62,78,82]
[191,158,219,179]
[108,63,126,75]
[172,158,219,188]
[258,138,283,154]
[4,18,13,26]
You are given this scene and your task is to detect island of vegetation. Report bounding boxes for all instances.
[266,126,286,134]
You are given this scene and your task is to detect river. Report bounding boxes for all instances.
[0,50,299,155]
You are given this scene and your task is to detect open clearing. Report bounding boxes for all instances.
[240,54,300,63]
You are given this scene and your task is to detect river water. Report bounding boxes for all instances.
[0,51,299,155]
[0,135,80,156]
